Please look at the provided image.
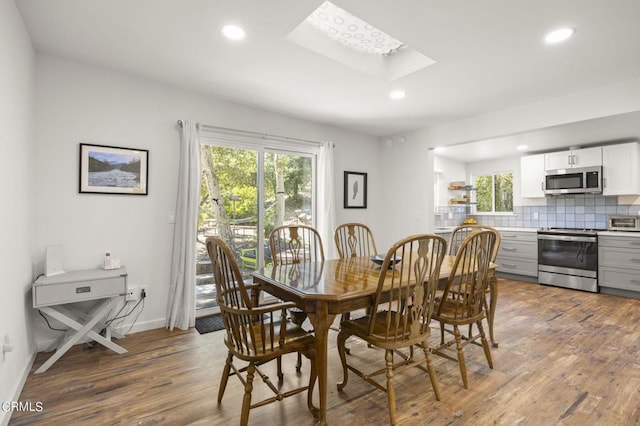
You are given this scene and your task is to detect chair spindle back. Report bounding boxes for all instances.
[334,222,378,258]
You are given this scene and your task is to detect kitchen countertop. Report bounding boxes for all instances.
[434,228,640,237]
[433,226,538,233]
[598,231,640,237]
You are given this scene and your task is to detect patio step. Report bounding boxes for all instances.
[196,260,212,275]
[196,273,213,286]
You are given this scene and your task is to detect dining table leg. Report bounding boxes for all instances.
[307,301,335,426]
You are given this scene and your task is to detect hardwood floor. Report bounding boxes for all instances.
[11,279,640,425]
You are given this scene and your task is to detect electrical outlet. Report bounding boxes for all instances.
[126,286,139,302]
[140,286,148,299]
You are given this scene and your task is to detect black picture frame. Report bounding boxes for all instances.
[344,171,367,208]
[79,143,149,195]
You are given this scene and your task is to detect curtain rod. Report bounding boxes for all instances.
[176,120,330,148]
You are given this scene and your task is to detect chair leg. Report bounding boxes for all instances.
[296,352,302,373]
[277,356,283,381]
[421,345,440,401]
[453,326,468,389]
[240,363,255,426]
[218,352,233,403]
[477,320,494,369]
[488,277,499,347]
[336,331,350,391]
[439,321,445,345]
[385,349,397,426]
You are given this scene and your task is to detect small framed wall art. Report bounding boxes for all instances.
[79,143,149,195]
[344,171,367,209]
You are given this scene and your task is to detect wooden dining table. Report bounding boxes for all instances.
[251,255,496,425]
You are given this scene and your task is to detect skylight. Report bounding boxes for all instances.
[306,1,405,56]
[287,2,436,81]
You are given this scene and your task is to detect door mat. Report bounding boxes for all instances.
[195,314,225,334]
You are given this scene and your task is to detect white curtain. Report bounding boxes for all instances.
[166,120,201,330]
[317,142,337,259]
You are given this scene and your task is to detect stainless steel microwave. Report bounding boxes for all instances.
[608,215,640,231]
[544,166,602,195]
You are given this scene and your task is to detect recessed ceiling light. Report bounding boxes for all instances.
[389,90,406,100]
[222,24,246,41]
[545,28,575,44]
[517,145,528,151]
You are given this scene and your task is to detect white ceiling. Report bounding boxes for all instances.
[16,0,640,156]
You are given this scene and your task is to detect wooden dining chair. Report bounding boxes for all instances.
[270,224,325,266]
[334,222,378,324]
[334,222,378,258]
[205,237,318,425]
[269,224,325,370]
[336,234,447,425]
[448,224,501,347]
[432,229,497,389]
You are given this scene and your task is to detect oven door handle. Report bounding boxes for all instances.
[537,234,597,243]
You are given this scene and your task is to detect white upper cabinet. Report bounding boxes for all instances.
[603,142,640,196]
[544,146,602,170]
[520,154,545,198]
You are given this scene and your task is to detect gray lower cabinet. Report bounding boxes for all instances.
[599,235,640,296]
[495,230,538,278]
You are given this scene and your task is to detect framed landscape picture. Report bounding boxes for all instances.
[79,143,149,195]
[344,171,367,208]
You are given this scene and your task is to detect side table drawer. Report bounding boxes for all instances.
[34,276,127,308]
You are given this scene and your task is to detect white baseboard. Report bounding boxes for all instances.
[0,351,37,426]
[117,317,166,335]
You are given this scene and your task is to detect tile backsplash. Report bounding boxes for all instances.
[435,194,640,229]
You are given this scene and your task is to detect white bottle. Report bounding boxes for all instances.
[103,250,112,270]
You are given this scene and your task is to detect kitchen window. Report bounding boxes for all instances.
[475,172,513,213]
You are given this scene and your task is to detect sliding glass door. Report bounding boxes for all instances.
[195,143,315,317]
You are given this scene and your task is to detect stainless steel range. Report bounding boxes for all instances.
[537,228,600,293]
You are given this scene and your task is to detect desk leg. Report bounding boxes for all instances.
[49,304,128,354]
[307,302,335,426]
[63,303,125,339]
[36,298,125,374]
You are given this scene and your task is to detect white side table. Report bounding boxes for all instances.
[33,267,129,373]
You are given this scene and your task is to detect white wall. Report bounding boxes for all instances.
[32,54,384,347]
[0,1,36,424]
[377,138,433,249]
[434,156,467,207]
[400,77,640,149]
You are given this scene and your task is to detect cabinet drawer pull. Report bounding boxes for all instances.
[503,235,517,238]
[503,247,517,251]
[502,263,518,268]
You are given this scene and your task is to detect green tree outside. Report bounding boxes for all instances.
[475,173,513,213]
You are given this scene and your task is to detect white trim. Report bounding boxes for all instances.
[0,352,37,426]
[199,125,322,154]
